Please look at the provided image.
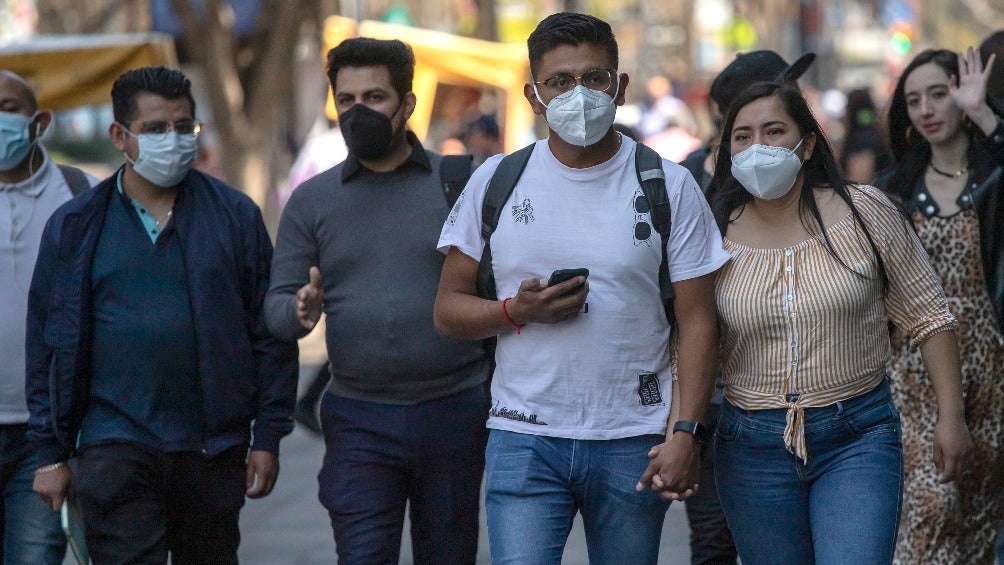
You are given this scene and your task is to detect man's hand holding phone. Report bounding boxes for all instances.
[505,268,589,326]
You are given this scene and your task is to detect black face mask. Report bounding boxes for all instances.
[339,103,402,160]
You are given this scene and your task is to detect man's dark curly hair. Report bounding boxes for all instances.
[325,38,414,98]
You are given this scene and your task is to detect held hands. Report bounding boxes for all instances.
[296,267,323,329]
[504,275,589,326]
[933,414,974,484]
[636,434,700,501]
[950,46,996,117]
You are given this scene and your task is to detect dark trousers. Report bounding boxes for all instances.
[318,384,489,565]
[72,442,246,565]
[685,403,738,565]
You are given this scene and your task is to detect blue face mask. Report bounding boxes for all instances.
[0,111,37,171]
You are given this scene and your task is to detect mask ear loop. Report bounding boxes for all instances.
[12,113,43,294]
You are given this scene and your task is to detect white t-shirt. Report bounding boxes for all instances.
[438,136,729,440]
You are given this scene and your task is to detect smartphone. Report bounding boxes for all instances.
[61,500,89,564]
[547,268,589,288]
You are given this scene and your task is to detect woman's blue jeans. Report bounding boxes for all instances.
[485,430,671,565]
[714,379,903,565]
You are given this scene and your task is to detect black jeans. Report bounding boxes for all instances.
[72,442,246,565]
[684,403,738,565]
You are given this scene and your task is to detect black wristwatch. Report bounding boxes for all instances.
[672,420,708,445]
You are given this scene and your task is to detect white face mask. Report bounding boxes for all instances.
[730,139,805,200]
[534,78,619,147]
[124,130,197,188]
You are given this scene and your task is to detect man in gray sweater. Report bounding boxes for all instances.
[264,38,490,565]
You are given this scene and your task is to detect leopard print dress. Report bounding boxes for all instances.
[889,199,1004,564]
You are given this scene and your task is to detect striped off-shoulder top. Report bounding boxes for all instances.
[715,184,956,462]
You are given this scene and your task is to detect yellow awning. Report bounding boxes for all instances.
[0,33,179,110]
[323,16,535,152]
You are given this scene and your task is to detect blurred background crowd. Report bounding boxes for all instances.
[0,0,999,230]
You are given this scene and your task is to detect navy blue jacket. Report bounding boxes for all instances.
[25,168,298,467]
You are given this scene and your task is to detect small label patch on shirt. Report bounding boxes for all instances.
[638,372,664,406]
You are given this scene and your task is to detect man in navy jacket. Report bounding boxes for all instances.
[25,66,298,564]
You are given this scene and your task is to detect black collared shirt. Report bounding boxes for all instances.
[341,130,432,182]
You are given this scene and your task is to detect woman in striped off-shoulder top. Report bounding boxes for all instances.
[703,81,973,565]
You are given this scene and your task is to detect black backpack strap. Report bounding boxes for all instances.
[58,164,91,197]
[476,143,536,300]
[439,154,474,208]
[634,143,674,305]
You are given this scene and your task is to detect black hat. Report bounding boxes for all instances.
[709,51,816,112]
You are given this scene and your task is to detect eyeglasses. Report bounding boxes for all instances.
[122,119,202,140]
[533,68,616,94]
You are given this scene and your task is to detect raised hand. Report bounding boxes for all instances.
[296,266,324,329]
[950,46,995,115]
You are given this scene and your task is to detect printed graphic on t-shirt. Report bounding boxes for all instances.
[638,372,664,406]
[512,198,534,225]
[632,189,654,246]
[489,400,548,425]
[446,188,466,225]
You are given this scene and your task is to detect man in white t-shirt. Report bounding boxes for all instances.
[434,12,730,564]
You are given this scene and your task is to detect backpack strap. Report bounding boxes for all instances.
[439,154,474,208]
[476,143,536,300]
[58,164,91,197]
[634,143,674,305]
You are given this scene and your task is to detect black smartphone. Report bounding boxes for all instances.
[547,268,589,288]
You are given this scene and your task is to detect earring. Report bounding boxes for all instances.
[906,125,916,143]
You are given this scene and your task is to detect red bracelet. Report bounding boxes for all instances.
[501,297,524,334]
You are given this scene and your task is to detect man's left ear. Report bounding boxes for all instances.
[615,73,629,106]
[402,92,417,121]
[32,111,52,139]
[801,131,817,161]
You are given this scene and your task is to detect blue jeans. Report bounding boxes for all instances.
[714,380,902,565]
[0,425,66,564]
[318,384,489,565]
[485,430,671,565]
[997,521,1003,565]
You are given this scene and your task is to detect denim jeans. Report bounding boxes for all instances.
[318,384,489,565]
[0,424,66,565]
[997,521,1003,565]
[485,430,671,565]
[714,379,902,565]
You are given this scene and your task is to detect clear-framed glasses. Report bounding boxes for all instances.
[533,68,616,95]
[123,119,202,140]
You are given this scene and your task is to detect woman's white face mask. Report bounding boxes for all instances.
[730,138,805,200]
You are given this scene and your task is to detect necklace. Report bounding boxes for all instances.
[929,162,968,178]
[156,210,173,228]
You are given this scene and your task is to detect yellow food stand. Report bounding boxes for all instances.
[0,33,178,110]
[323,16,536,152]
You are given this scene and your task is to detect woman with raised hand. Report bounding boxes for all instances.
[880,46,1004,564]
[702,80,973,564]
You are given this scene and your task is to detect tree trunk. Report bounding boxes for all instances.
[169,0,305,211]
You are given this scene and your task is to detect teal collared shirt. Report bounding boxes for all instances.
[117,169,169,243]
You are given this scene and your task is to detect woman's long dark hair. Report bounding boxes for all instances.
[706,81,888,283]
[885,48,995,204]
